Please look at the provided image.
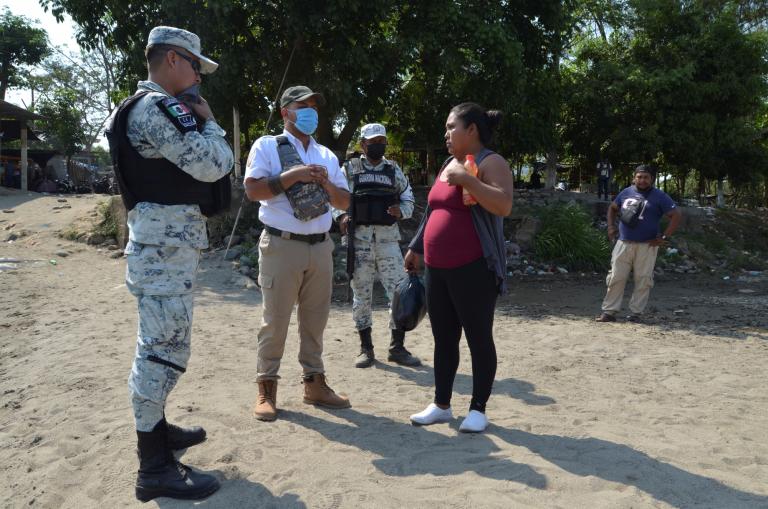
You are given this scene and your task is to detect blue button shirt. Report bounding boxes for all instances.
[614,186,676,242]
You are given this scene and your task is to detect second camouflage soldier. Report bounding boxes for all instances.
[336,123,421,368]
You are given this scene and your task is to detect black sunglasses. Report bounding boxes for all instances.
[174,51,201,75]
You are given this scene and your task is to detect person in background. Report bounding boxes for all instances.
[596,164,682,323]
[597,157,613,201]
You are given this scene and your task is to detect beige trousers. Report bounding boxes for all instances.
[601,240,659,316]
[256,230,334,380]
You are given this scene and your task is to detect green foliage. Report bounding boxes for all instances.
[0,8,50,99]
[94,200,117,239]
[60,226,80,241]
[715,208,768,252]
[562,0,768,196]
[34,0,768,207]
[726,250,767,271]
[29,43,122,150]
[534,202,611,270]
[40,0,563,161]
[36,88,87,156]
[90,145,111,167]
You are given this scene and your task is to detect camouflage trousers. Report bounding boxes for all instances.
[124,241,199,432]
[350,240,406,331]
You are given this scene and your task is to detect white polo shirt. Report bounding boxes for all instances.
[244,130,348,234]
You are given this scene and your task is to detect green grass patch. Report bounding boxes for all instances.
[60,227,80,241]
[93,200,118,239]
[534,203,611,271]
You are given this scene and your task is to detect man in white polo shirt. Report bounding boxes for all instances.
[244,85,351,421]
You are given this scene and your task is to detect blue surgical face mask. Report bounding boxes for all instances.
[289,107,319,135]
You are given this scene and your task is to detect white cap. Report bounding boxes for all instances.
[147,26,218,74]
[361,123,386,139]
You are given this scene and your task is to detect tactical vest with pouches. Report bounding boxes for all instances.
[106,91,231,217]
[275,135,329,222]
[348,157,398,226]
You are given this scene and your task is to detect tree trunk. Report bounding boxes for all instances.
[418,149,428,185]
[696,172,703,203]
[716,177,725,208]
[676,173,686,200]
[764,178,768,208]
[593,15,608,42]
[545,149,558,189]
[0,59,9,101]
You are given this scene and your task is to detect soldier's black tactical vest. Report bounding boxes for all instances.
[106,91,231,217]
[275,135,329,221]
[348,157,398,226]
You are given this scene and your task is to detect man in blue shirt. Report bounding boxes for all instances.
[596,164,682,322]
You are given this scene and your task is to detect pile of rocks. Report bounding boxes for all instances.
[504,241,573,277]
[221,227,264,281]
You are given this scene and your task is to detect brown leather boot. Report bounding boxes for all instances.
[302,374,351,409]
[253,379,278,421]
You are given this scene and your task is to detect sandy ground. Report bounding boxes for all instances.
[1,189,767,509]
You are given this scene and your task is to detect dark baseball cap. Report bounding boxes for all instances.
[635,164,654,175]
[279,85,326,107]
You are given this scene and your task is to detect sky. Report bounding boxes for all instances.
[3,0,79,108]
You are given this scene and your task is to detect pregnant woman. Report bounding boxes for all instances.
[405,102,513,433]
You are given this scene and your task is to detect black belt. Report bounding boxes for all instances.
[266,226,328,244]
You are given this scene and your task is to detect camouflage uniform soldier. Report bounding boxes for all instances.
[106,26,233,502]
[335,123,421,368]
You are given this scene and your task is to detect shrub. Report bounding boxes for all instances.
[534,203,611,271]
[93,200,118,239]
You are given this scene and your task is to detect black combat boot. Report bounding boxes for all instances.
[388,329,421,366]
[355,327,375,368]
[166,420,207,450]
[135,418,220,502]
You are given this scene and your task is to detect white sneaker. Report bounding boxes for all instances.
[459,410,488,433]
[410,403,453,425]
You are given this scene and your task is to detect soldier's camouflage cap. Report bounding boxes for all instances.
[361,123,386,139]
[147,26,218,74]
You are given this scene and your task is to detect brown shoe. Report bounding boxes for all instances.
[253,379,278,421]
[302,374,351,409]
[595,312,617,322]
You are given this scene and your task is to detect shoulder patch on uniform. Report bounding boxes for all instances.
[156,97,197,133]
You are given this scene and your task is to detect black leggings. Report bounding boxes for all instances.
[425,258,498,413]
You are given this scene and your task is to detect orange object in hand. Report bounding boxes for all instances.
[462,154,479,206]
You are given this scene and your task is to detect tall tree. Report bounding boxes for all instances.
[41,0,565,163]
[30,42,123,150]
[562,0,768,195]
[0,8,50,100]
[36,88,88,167]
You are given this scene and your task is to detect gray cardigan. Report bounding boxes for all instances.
[409,149,508,294]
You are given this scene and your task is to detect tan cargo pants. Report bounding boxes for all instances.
[601,240,659,316]
[256,230,334,380]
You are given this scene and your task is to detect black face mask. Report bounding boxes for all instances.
[365,143,386,161]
